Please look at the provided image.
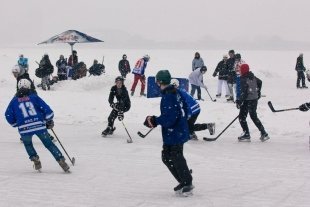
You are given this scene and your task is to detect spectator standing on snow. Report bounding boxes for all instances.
[101,76,131,137]
[4,79,70,172]
[188,66,208,100]
[118,54,131,79]
[213,54,230,98]
[17,54,29,72]
[226,50,236,102]
[236,64,269,142]
[192,52,204,71]
[295,53,308,89]
[38,54,54,90]
[144,70,194,196]
[130,54,150,96]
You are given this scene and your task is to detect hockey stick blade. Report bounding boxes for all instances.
[137,131,146,138]
[127,138,133,143]
[137,128,153,138]
[268,101,299,113]
[203,137,218,141]
[268,101,276,112]
[203,115,239,142]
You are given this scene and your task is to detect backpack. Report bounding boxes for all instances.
[35,67,44,78]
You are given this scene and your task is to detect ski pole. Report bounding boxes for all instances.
[50,129,76,165]
[121,121,133,143]
[137,128,153,138]
[203,115,239,142]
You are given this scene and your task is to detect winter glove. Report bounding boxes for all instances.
[118,111,124,121]
[110,103,120,111]
[299,103,310,112]
[144,116,157,128]
[46,120,54,129]
[236,100,242,109]
[212,72,217,77]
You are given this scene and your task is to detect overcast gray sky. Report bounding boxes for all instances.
[1,0,310,49]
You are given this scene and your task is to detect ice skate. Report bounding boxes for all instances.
[189,132,198,140]
[207,123,215,135]
[58,158,70,172]
[260,132,270,142]
[238,132,251,142]
[101,126,116,137]
[31,156,42,171]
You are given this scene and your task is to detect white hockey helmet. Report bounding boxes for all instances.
[12,65,21,73]
[171,78,179,87]
[143,54,150,61]
[18,79,31,90]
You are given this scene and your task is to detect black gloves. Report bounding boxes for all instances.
[118,111,124,121]
[110,103,117,110]
[236,100,242,109]
[212,72,217,77]
[299,103,310,112]
[144,116,157,128]
[46,120,54,129]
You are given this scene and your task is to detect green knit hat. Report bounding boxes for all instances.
[156,70,171,85]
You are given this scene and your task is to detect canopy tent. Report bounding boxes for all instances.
[38,30,104,55]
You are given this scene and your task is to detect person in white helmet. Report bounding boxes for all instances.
[5,79,70,172]
[12,65,36,94]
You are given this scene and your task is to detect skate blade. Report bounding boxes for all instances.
[260,136,270,142]
[175,190,193,197]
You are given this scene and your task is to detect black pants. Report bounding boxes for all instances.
[162,144,192,186]
[297,71,306,87]
[238,100,266,134]
[108,109,118,127]
[188,112,208,134]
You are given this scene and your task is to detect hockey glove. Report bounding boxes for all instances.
[299,103,310,112]
[236,100,242,109]
[46,120,54,129]
[118,111,124,121]
[110,103,117,109]
[144,116,157,128]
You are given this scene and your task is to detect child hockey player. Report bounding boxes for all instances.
[144,70,194,196]
[102,76,131,136]
[171,78,215,140]
[5,79,70,172]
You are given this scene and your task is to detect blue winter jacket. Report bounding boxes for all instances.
[5,94,54,136]
[177,88,200,119]
[155,85,190,145]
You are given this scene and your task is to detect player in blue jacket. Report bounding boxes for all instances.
[5,79,70,172]
[171,79,215,140]
[144,70,194,196]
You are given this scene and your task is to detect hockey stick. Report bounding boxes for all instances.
[121,121,133,143]
[205,88,216,102]
[203,115,239,141]
[137,128,153,138]
[267,101,299,113]
[50,129,75,166]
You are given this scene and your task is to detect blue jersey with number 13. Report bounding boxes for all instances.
[5,94,54,136]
